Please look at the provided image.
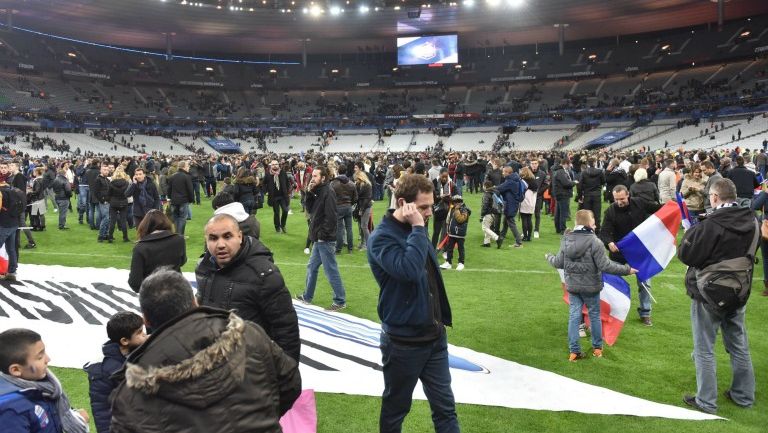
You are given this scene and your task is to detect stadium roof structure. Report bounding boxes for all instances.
[4,0,768,54]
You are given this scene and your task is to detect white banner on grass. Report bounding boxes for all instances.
[0,264,718,421]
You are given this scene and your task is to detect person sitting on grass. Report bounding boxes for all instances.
[545,209,637,361]
[85,311,147,433]
[0,328,90,433]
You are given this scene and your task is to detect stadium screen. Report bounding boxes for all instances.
[397,35,458,66]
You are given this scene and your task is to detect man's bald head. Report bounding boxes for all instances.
[205,214,243,266]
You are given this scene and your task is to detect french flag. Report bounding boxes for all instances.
[675,192,693,230]
[559,271,632,346]
[0,244,8,275]
[616,201,681,282]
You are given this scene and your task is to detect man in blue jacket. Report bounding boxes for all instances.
[0,328,89,433]
[496,166,524,248]
[367,174,459,433]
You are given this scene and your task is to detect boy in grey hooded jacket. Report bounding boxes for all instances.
[546,209,637,361]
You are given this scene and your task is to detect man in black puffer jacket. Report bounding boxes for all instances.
[196,214,300,362]
[577,157,606,232]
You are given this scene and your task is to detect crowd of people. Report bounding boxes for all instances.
[0,134,767,431]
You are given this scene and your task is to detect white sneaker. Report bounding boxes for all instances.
[442,252,448,260]
[303,247,310,255]
[456,263,465,271]
[578,324,587,338]
[440,262,452,270]
[288,209,294,215]
[534,231,540,239]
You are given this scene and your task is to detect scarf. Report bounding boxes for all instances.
[271,167,281,191]
[0,370,89,433]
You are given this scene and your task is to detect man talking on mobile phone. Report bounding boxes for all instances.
[367,174,459,433]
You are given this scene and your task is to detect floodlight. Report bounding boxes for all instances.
[330,6,341,15]
[359,5,370,13]
[507,0,524,6]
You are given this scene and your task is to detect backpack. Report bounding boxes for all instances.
[491,192,505,215]
[692,219,760,313]
[0,185,26,219]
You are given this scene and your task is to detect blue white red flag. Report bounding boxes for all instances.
[616,201,681,281]
[559,271,632,346]
[0,244,8,274]
[675,192,693,230]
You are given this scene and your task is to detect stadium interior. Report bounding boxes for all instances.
[0,1,766,158]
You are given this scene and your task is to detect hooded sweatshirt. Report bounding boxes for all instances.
[547,227,631,294]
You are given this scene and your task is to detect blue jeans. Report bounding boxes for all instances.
[97,203,110,239]
[192,180,201,204]
[56,199,69,228]
[77,185,89,223]
[554,198,569,233]
[204,176,217,197]
[172,203,189,235]
[454,178,463,196]
[373,182,384,201]
[568,292,602,354]
[0,226,18,274]
[88,202,97,228]
[690,301,754,412]
[302,241,346,305]
[637,278,652,318]
[336,205,353,252]
[379,332,459,433]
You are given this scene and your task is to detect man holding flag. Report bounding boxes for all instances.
[600,185,661,326]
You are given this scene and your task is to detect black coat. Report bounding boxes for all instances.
[263,170,290,204]
[331,175,357,206]
[356,181,372,210]
[110,308,301,433]
[167,169,194,206]
[678,206,758,302]
[605,168,628,201]
[85,165,101,204]
[195,236,300,362]
[51,174,71,200]
[109,178,130,208]
[306,182,338,242]
[577,166,605,197]
[93,175,111,204]
[727,166,759,199]
[600,198,662,263]
[128,230,187,293]
[234,177,258,204]
[551,165,575,200]
[629,179,659,204]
